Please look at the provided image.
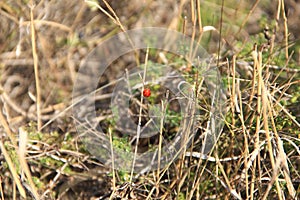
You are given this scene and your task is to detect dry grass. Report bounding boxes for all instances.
[0,0,299,199]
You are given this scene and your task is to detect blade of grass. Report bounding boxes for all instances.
[0,103,17,147]
[267,91,297,198]
[251,44,264,198]
[0,176,4,200]
[108,127,117,200]
[0,140,26,198]
[85,0,140,66]
[258,48,283,200]
[236,0,260,36]
[130,47,149,182]
[280,0,289,59]
[18,127,40,199]
[30,2,42,130]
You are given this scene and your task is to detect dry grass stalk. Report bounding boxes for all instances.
[30,2,42,131]
[0,0,299,199]
[18,127,40,199]
[0,140,26,198]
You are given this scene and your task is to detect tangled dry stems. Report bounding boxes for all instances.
[0,0,299,199]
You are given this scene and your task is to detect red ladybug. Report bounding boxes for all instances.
[143,88,151,97]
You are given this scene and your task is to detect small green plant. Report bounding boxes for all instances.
[112,134,131,153]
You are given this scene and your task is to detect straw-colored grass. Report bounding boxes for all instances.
[0,0,299,199]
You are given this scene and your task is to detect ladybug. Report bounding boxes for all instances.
[143,88,151,97]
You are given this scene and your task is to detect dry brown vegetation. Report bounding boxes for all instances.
[0,0,300,199]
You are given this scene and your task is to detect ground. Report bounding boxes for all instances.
[0,0,299,199]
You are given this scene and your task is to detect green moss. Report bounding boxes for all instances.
[32,176,45,189]
[112,135,131,153]
[39,156,64,168]
[177,192,186,200]
[3,141,20,172]
[63,166,72,174]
